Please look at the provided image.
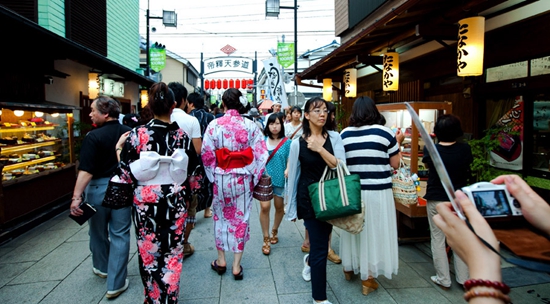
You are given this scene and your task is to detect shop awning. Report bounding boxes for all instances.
[298,0,507,82]
[0,6,154,87]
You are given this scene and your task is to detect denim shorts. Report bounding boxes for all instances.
[273,186,285,198]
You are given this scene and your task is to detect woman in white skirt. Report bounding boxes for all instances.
[339,96,404,295]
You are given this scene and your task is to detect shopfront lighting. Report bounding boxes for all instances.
[34,111,44,117]
[344,68,357,98]
[14,110,25,117]
[51,113,60,117]
[140,89,149,108]
[383,52,399,91]
[89,73,99,99]
[323,78,333,101]
[457,16,485,76]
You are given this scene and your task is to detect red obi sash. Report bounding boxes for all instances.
[215,147,254,170]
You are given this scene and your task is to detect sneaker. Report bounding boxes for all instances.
[106,279,129,299]
[183,243,195,257]
[302,254,311,282]
[430,276,451,290]
[313,300,332,304]
[92,267,107,278]
[327,249,341,264]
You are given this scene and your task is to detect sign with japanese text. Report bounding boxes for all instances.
[262,57,288,108]
[150,48,166,72]
[277,42,295,68]
[204,56,254,75]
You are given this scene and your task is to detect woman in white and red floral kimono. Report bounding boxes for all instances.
[116,82,198,303]
[201,88,268,280]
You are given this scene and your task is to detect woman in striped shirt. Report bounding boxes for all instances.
[339,96,404,296]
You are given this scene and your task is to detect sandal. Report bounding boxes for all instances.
[270,229,278,244]
[211,260,226,275]
[262,236,271,255]
[233,266,243,280]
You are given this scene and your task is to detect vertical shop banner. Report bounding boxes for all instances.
[277,42,295,68]
[490,96,524,170]
[262,57,288,108]
[150,48,166,72]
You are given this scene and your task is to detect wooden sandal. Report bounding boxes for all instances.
[270,229,278,244]
[262,236,271,255]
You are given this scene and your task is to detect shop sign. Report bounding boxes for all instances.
[204,56,253,75]
[531,55,550,77]
[99,77,124,97]
[150,48,166,72]
[113,82,124,97]
[262,57,288,107]
[486,61,527,83]
[277,42,295,68]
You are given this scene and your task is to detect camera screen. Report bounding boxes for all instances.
[472,190,511,217]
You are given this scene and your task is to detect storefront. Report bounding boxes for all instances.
[0,6,153,237]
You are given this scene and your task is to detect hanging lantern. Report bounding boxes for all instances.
[242,79,248,89]
[322,78,332,101]
[216,79,222,90]
[140,89,149,108]
[204,80,210,90]
[222,79,229,89]
[236,79,241,89]
[88,73,99,99]
[383,52,399,91]
[343,68,357,98]
[210,80,216,90]
[457,16,485,76]
[247,79,254,89]
[229,79,235,88]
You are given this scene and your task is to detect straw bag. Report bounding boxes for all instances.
[392,158,418,205]
[309,160,362,221]
[327,202,365,234]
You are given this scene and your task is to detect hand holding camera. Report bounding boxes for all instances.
[461,181,521,218]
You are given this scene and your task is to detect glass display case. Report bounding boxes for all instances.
[1,109,73,182]
[532,100,550,178]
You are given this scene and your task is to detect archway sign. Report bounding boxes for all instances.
[200,46,258,107]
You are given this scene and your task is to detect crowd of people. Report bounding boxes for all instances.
[69,82,550,304]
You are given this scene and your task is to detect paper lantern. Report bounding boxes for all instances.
[235,79,241,89]
[88,73,99,99]
[383,52,399,91]
[322,78,332,101]
[247,79,254,89]
[457,16,485,76]
[229,79,235,88]
[344,68,357,98]
[242,79,248,89]
[216,80,222,90]
[222,79,228,89]
[140,89,149,108]
[204,80,210,90]
[210,80,216,90]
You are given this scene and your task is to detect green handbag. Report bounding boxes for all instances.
[309,160,362,221]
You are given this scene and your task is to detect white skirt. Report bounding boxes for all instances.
[339,188,399,280]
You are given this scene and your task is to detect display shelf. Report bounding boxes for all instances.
[0,140,59,154]
[2,156,56,171]
[0,125,56,133]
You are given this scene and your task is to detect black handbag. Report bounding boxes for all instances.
[102,166,134,209]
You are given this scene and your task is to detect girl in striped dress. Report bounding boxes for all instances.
[339,96,404,295]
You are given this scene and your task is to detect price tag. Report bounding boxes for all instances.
[30,122,37,127]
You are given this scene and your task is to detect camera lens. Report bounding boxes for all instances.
[513,199,521,208]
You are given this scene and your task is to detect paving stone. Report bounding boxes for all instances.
[387,287,453,304]
[0,261,34,288]
[377,260,432,289]
[0,281,59,304]
[219,268,278,303]
[399,244,433,263]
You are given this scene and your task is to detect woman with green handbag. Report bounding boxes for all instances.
[285,97,346,304]
[339,96,404,296]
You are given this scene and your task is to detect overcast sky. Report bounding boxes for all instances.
[139,0,339,71]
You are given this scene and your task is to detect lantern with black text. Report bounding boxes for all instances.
[343,68,357,98]
[383,52,399,91]
[323,78,332,101]
[89,73,99,99]
[457,16,485,76]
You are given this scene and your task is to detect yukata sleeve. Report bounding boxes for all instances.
[201,123,217,183]
[247,122,268,186]
[118,130,138,185]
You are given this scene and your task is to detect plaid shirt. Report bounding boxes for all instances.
[190,109,215,137]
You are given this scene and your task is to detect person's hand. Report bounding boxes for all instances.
[492,175,550,235]
[284,169,288,179]
[116,131,130,150]
[306,136,323,153]
[433,191,501,281]
[70,197,84,216]
[395,129,405,145]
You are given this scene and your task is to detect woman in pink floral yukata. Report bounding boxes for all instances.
[116,82,198,303]
[201,88,268,280]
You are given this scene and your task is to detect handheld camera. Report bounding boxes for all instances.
[461,182,522,218]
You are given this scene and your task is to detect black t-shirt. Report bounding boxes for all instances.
[422,142,473,201]
[78,120,131,179]
[297,136,334,220]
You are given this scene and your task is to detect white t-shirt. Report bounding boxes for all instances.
[285,122,303,139]
[170,108,201,139]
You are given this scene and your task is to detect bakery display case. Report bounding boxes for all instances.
[0,107,76,226]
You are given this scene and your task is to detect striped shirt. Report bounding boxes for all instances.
[340,125,399,190]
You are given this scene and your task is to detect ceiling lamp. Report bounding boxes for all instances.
[323,78,332,101]
[457,16,485,76]
[14,110,25,117]
[34,111,44,117]
[51,113,60,117]
[344,68,357,98]
[383,52,399,91]
[89,73,99,99]
[140,89,149,108]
